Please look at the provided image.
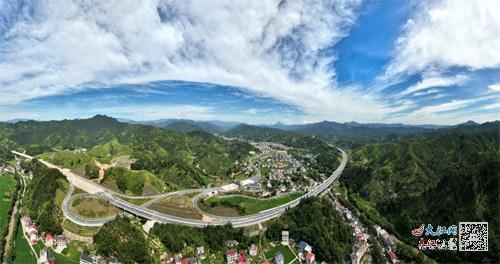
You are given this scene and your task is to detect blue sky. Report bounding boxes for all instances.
[0,0,499,124]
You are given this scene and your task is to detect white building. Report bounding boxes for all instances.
[196,246,205,259]
[239,179,255,186]
[281,231,289,245]
[39,248,47,264]
[55,235,69,251]
[221,183,239,192]
[249,244,257,256]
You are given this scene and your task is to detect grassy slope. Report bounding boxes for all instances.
[264,245,295,263]
[87,139,132,163]
[102,167,167,196]
[149,195,202,219]
[37,151,93,169]
[204,193,302,214]
[70,197,119,220]
[63,220,100,237]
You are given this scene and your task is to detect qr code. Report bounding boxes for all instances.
[459,222,488,251]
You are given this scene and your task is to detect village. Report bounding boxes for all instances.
[235,142,315,197]
[20,215,120,264]
[158,229,323,264]
[331,196,401,264]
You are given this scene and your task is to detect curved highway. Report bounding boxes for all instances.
[61,184,117,226]
[12,147,347,227]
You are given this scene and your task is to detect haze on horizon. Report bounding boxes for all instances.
[0,0,499,125]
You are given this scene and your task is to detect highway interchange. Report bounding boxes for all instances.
[12,147,347,228]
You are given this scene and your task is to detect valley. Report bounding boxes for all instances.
[0,116,497,264]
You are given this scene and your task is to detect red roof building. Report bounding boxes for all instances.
[226,249,239,264]
[45,233,54,246]
[305,252,315,264]
[237,254,246,264]
[388,251,397,264]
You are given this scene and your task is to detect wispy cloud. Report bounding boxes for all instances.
[397,73,468,97]
[488,83,500,92]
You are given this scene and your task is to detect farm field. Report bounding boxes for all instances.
[202,192,302,215]
[0,173,17,234]
[12,222,36,264]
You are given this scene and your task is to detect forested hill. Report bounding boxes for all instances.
[225,121,434,148]
[341,122,499,263]
[0,115,254,188]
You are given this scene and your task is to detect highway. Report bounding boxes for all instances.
[61,184,117,226]
[12,147,347,228]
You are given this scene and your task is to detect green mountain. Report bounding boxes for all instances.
[267,120,434,147]
[0,115,254,189]
[164,121,205,133]
[341,122,500,263]
[121,118,229,133]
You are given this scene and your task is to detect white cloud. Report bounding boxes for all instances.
[489,83,500,92]
[483,101,500,110]
[397,73,468,97]
[387,93,500,124]
[0,0,396,123]
[386,0,500,77]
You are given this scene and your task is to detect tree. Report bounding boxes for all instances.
[85,162,100,179]
[94,217,152,264]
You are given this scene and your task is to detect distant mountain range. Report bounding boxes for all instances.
[117,118,236,133]
[5,116,496,144]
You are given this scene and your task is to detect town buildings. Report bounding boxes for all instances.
[79,253,105,264]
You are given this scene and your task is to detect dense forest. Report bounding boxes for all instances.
[0,115,255,189]
[150,223,244,253]
[22,159,67,234]
[94,217,152,264]
[341,122,500,263]
[266,197,353,263]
